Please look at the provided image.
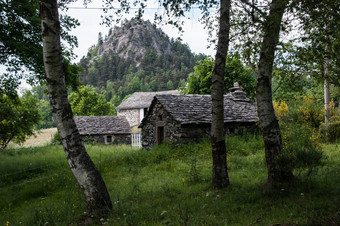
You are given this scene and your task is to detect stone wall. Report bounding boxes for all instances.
[141,100,181,149]
[117,109,140,127]
[114,134,131,145]
[80,134,131,145]
[224,122,259,135]
[180,124,211,143]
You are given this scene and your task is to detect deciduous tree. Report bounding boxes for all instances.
[255,0,293,186]
[69,85,113,116]
[210,0,231,188]
[40,0,112,214]
[184,56,256,99]
[0,91,41,149]
[0,0,80,94]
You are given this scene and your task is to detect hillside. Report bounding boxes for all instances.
[78,19,206,105]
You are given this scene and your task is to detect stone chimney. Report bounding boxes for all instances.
[229,82,249,101]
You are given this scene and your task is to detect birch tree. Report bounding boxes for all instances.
[255,0,293,186]
[40,0,112,214]
[210,0,231,188]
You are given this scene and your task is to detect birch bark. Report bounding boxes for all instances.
[40,0,112,214]
[255,0,293,186]
[211,0,231,188]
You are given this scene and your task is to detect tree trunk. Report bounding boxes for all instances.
[324,58,330,123]
[255,0,292,187]
[40,0,112,215]
[324,79,330,123]
[211,0,231,189]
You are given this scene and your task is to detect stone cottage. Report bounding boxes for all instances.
[74,116,131,144]
[116,90,179,127]
[139,84,258,149]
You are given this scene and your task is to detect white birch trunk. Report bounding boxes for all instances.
[256,0,293,187]
[40,0,112,214]
[211,0,231,188]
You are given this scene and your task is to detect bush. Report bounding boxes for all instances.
[320,101,340,142]
[51,131,61,145]
[274,98,325,175]
[279,122,324,176]
[320,116,340,143]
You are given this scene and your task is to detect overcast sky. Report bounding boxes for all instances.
[63,0,217,62]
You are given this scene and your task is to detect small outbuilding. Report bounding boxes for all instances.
[116,90,179,127]
[74,116,131,145]
[139,84,258,149]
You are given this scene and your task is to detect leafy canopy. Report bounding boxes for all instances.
[69,85,115,116]
[0,91,41,149]
[182,56,256,99]
[0,0,81,94]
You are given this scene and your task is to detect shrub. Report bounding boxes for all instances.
[279,122,324,176]
[295,95,324,128]
[320,115,340,143]
[51,131,61,145]
[82,135,94,144]
[273,100,288,121]
[320,101,340,142]
[274,97,325,175]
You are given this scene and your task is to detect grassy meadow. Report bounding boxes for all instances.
[0,135,339,225]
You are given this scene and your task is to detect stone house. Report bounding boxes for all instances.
[139,84,258,149]
[74,116,131,144]
[116,90,179,127]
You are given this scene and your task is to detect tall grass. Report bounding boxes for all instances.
[0,138,339,225]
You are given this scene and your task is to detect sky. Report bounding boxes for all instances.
[63,0,217,62]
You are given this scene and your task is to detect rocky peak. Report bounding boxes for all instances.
[97,19,172,67]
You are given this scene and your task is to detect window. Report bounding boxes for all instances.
[106,135,112,144]
[144,108,148,116]
[157,126,164,145]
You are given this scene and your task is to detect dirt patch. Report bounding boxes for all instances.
[21,128,57,147]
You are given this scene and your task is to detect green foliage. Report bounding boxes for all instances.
[182,56,256,99]
[51,132,61,145]
[294,0,340,86]
[0,0,80,94]
[225,133,264,156]
[68,85,114,116]
[320,106,340,143]
[63,58,83,92]
[30,85,56,129]
[1,141,340,225]
[38,100,56,129]
[0,91,41,149]
[280,122,324,175]
[288,95,324,129]
[274,97,325,175]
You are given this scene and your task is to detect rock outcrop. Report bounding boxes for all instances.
[98,19,172,67]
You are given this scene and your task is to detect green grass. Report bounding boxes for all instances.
[0,137,339,225]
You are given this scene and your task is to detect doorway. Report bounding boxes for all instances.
[157,126,164,145]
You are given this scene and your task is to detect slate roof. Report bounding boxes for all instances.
[74,116,131,135]
[143,92,258,125]
[116,90,179,110]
